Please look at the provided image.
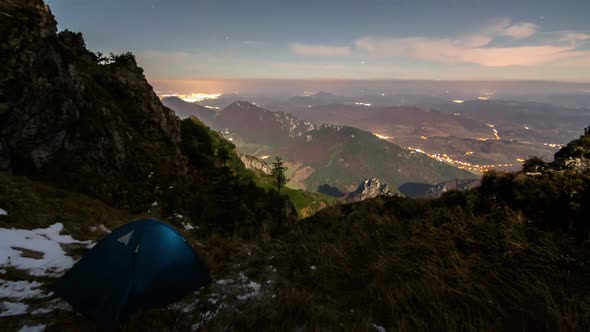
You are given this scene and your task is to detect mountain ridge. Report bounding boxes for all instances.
[164,98,476,195]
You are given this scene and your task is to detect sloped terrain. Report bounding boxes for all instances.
[164,99,475,195]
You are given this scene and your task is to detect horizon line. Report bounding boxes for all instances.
[149,77,590,84]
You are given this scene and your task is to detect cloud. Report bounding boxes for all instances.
[289,43,352,57]
[354,37,586,67]
[461,46,583,67]
[288,19,589,67]
[559,32,590,44]
[353,19,590,67]
[503,22,539,39]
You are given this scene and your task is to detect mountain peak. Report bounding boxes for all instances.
[224,101,265,112]
[344,178,399,202]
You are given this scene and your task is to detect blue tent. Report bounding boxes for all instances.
[52,218,211,326]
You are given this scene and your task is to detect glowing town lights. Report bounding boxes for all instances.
[405,147,516,173]
[524,126,529,130]
[420,136,428,140]
[477,96,489,100]
[484,123,500,140]
[465,151,474,155]
[452,100,464,104]
[517,158,526,162]
[355,102,372,107]
[160,93,221,103]
[372,133,391,140]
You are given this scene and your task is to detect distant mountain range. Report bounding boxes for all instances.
[162,98,474,196]
[288,104,494,140]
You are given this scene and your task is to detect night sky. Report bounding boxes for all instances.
[46,0,590,83]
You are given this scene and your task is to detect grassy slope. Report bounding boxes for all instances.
[251,168,337,218]
[0,172,134,241]
[226,182,590,331]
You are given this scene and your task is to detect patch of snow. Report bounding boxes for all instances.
[182,222,194,231]
[216,279,232,285]
[0,279,46,299]
[372,323,387,332]
[236,280,262,301]
[310,265,317,270]
[0,301,28,317]
[89,224,110,234]
[18,324,46,332]
[31,307,53,315]
[0,208,7,216]
[246,281,261,293]
[30,298,71,315]
[152,201,158,206]
[0,223,91,276]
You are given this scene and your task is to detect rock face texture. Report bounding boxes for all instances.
[553,127,590,172]
[0,0,189,208]
[0,0,298,229]
[239,154,272,175]
[344,178,398,202]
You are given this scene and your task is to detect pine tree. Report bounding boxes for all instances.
[271,157,289,192]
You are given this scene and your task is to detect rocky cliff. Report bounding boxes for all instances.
[239,154,272,175]
[0,0,296,231]
[344,178,399,202]
[0,0,189,208]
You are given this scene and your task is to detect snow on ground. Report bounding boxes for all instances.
[18,324,46,332]
[0,301,28,317]
[238,280,261,300]
[0,279,46,299]
[372,323,387,332]
[0,223,91,276]
[182,222,195,230]
[0,208,7,215]
[30,298,72,315]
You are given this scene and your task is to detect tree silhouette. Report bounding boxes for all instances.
[271,157,289,192]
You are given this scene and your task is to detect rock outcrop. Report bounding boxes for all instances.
[553,127,590,172]
[239,154,271,175]
[344,178,399,202]
[0,0,188,208]
[0,0,298,230]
